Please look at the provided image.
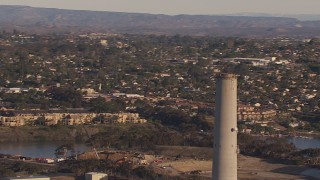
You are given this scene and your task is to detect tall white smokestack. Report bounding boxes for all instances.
[213,73,237,180]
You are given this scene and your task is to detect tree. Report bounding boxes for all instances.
[55,143,75,159]
[133,166,158,179]
[47,87,84,108]
[234,63,249,75]
[89,96,109,113]
[156,107,191,127]
[89,97,125,113]
[34,116,46,126]
[191,114,213,131]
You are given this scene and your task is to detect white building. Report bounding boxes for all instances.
[85,172,108,180]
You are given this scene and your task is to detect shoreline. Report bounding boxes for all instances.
[292,131,320,138]
[246,131,320,139]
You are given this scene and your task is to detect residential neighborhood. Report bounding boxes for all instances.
[0,111,146,126]
[0,31,319,179]
[1,1,320,180]
[0,32,318,134]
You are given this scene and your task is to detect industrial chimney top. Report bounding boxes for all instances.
[216,73,237,79]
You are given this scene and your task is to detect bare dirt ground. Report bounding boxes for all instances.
[155,154,318,179]
[48,173,76,180]
[237,155,316,180]
[49,146,320,179]
[44,152,320,180]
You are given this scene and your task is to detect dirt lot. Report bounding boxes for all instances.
[154,148,318,180]
[155,156,317,179]
[237,155,316,180]
[50,146,320,179]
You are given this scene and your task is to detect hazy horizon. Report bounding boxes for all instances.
[0,0,320,16]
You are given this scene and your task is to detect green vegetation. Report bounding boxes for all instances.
[0,32,319,178]
[89,96,125,113]
[294,112,320,131]
[238,134,320,166]
[0,159,53,177]
[55,143,75,159]
[0,33,318,111]
[47,87,84,108]
[0,125,90,142]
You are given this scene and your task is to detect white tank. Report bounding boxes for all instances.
[213,73,237,180]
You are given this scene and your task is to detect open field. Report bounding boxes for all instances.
[154,155,318,179]
[2,145,320,179]
[154,146,320,180]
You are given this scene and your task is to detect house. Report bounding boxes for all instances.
[237,105,276,121]
[6,88,29,94]
[0,111,147,127]
[81,88,97,94]
[0,117,26,126]
[85,172,108,180]
[116,113,147,123]
[242,128,252,134]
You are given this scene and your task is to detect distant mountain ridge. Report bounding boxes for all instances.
[226,12,320,21]
[1,5,320,37]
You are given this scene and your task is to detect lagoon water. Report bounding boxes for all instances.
[0,141,89,158]
[0,137,319,158]
[288,136,320,149]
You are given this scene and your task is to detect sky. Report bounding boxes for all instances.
[0,0,319,15]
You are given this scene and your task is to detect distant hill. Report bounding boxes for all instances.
[227,13,320,21]
[275,14,320,21]
[1,5,320,37]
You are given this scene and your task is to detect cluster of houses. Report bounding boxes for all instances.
[221,57,275,66]
[4,172,108,180]
[237,105,277,121]
[0,111,146,127]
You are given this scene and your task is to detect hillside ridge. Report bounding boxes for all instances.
[0,5,320,36]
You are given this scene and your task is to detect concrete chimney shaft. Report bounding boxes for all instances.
[212,73,237,180]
